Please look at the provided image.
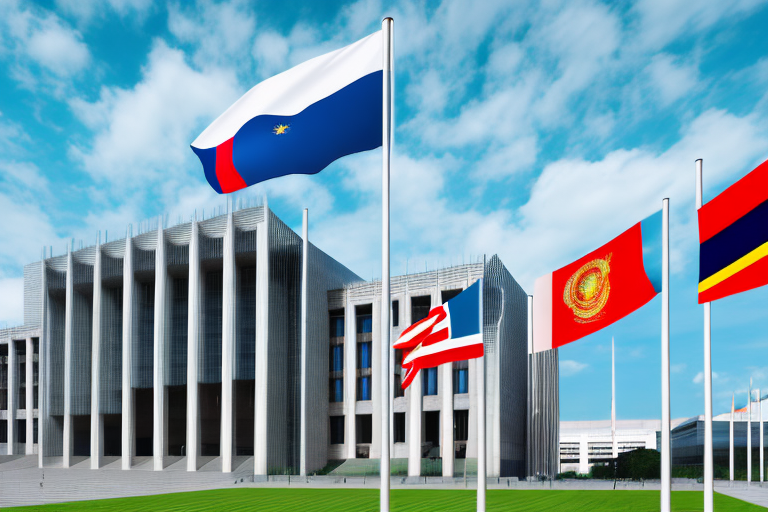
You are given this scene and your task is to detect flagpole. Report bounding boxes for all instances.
[730,394,734,481]
[612,336,617,460]
[696,158,714,512]
[300,208,308,476]
[477,259,486,512]
[661,197,671,512]
[380,17,393,512]
[757,388,765,483]
[748,380,752,485]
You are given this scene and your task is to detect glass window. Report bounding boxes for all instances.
[453,360,469,394]
[357,315,372,334]
[454,410,469,442]
[330,345,343,372]
[357,376,371,401]
[329,378,343,402]
[392,300,399,327]
[441,289,462,303]
[329,310,344,337]
[422,367,438,396]
[394,412,406,443]
[411,296,431,323]
[330,416,344,444]
[358,342,372,369]
[356,414,372,444]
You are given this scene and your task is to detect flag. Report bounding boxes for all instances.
[697,158,768,303]
[533,210,662,353]
[191,31,382,194]
[393,280,483,389]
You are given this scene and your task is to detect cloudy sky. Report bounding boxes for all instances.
[1,0,768,421]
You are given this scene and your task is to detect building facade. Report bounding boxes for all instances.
[559,419,661,474]
[0,205,558,479]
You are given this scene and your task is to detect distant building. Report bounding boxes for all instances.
[559,419,663,474]
[0,204,559,479]
[671,399,768,470]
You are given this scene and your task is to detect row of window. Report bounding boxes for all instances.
[330,289,464,339]
[329,365,469,403]
[330,290,469,403]
[0,418,38,444]
[329,410,470,446]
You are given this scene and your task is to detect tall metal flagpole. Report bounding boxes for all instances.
[300,208,308,476]
[612,337,617,460]
[730,394,735,481]
[757,388,765,483]
[661,198,671,512]
[696,158,714,512]
[380,17,393,512]
[748,380,753,485]
[478,257,486,512]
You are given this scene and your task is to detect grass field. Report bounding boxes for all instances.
[8,489,765,511]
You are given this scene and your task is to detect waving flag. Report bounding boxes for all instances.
[698,158,768,303]
[533,210,662,353]
[394,280,483,389]
[191,31,382,194]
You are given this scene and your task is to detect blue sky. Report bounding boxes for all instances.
[1,0,768,422]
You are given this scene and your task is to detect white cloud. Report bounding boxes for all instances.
[633,0,765,50]
[671,363,687,374]
[0,278,24,327]
[68,41,241,190]
[1,1,90,80]
[645,53,699,107]
[168,0,256,69]
[561,360,589,377]
[55,0,153,24]
[694,371,720,384]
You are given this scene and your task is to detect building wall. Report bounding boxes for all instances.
[323,256,558,479]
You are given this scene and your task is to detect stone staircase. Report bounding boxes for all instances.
[0,455,255,508]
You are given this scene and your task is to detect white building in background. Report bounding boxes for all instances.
[560,419,679,474]
[0,203,559,480]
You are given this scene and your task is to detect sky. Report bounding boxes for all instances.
[1,0,768,422]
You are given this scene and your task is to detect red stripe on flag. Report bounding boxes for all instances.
[215,138,248,193]
[698,158,768,243]
[698,255,768,303]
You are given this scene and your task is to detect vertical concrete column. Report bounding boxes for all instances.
[371,295,382,459]
[186,217,200,472]
[63,248,74,467]
[26,337,34,454]
[8,340,17,455]
[406,295,421,477]
[253,210,270,476]
[344,298,357,459]
[39,252,47,468]
[221,211,236,473]
[578,434,589,475]
[90,238,102,469]
[441,362,454,477]
[153,219,167,471]
[122,228,134,470]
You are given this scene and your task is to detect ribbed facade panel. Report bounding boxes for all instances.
[304,242,363,473]
[527,348,560,478]
[100,283,123,414]
[484,254,527,477]
[266,210,302,473]
[24,261,42,328]
[71,259,93,416]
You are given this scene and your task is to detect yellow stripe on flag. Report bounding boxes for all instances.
[698,241,768,293]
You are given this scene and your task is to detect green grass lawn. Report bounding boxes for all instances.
[7,489,764,512]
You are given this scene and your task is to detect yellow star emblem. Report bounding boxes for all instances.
[273,124,290,135]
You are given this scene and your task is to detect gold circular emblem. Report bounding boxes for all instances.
[563,254,612,323]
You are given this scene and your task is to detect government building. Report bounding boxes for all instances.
[0,204,558,480]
